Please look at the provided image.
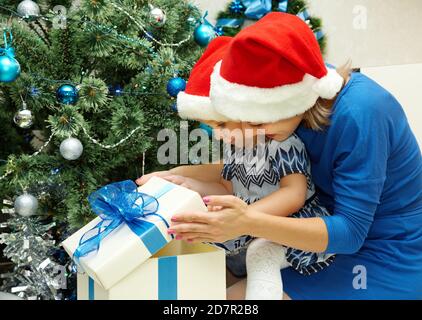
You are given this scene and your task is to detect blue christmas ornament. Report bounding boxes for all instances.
[199,123,213,137]
[0,40,21,83]
[166,77,186,97]
[0,30,20,83]
[56,84,79,105]
[194,23,217,47]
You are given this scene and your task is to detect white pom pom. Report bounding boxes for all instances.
[312,68,344,99]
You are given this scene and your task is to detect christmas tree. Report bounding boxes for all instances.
[0,0,327,300]
[0,0,204,299]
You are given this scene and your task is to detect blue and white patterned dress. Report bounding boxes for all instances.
[217,134,335,276]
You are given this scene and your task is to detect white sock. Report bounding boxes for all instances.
[245,238,289,300]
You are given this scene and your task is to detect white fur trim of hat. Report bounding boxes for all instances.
[177,91,230,122]
[210,61,344,123]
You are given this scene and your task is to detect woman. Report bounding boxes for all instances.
[138,13,422,299]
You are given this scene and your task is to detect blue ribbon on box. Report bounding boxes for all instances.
[88,277,95,300]
[87,256,178,300]
[158,256,178,300]
[73,180,175,264]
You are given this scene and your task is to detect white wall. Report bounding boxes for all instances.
[362,64,422,147]
[194,0,422,68]
[194,0,422,146]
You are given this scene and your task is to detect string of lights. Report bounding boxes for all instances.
[28,72,167,97]
[0,2,194,49]
[108,2,192,47]
[0,121,145,181]
[0,1,191,181]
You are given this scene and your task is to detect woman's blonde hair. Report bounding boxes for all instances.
[302,60,353,131]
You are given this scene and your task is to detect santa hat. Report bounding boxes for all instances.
[177,36,232,122]
[210,12,344,123]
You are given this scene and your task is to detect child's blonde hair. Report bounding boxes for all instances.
[302,60,352,131]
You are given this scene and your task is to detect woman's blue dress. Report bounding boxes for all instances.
[283,72,422,299]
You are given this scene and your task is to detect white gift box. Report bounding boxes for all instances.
[76,240,226,300]
[62,177,224,295]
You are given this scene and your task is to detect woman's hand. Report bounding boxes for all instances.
[136,172,198,189]
[135,164,224,186]
[168,195,253,243]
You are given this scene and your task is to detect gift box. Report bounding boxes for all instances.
[76,240,226,300]
[62,177,226,298]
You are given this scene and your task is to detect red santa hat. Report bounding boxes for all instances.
[210,12,344,123]
[177,36,232,122]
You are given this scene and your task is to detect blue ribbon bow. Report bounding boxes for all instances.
[297,9,310,22]
[243,0,288,20]
[229,0,246,14]
[242,0,272,19]
[196,11,223,37]
[278,0,289,13]
[217,1,288,30]
[73,180,175,264]
[216,18,244,29]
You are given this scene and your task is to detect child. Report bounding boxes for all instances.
[168,13,344,300]
[167,117,335,300]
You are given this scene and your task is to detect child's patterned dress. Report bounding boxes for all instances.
[216,134,335,276]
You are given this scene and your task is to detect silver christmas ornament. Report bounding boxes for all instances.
[60,137,83,161]
[150,6,166,26]
[17,0,40,19]
[14,193,38,217]
[14,103,34,129]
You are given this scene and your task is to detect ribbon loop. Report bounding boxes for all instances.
[217,1,288,31]
[278,0,289,12]
[297,9,311,22]
[242,0,272,20]
[0,29,15,57]
[3,28,13,49]
[73,180,174,264]
[216,18,244,29]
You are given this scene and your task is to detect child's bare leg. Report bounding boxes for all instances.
[245,238,289,300]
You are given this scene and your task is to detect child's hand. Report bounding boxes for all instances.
[162,175,199,190]
[135,170,172,185]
